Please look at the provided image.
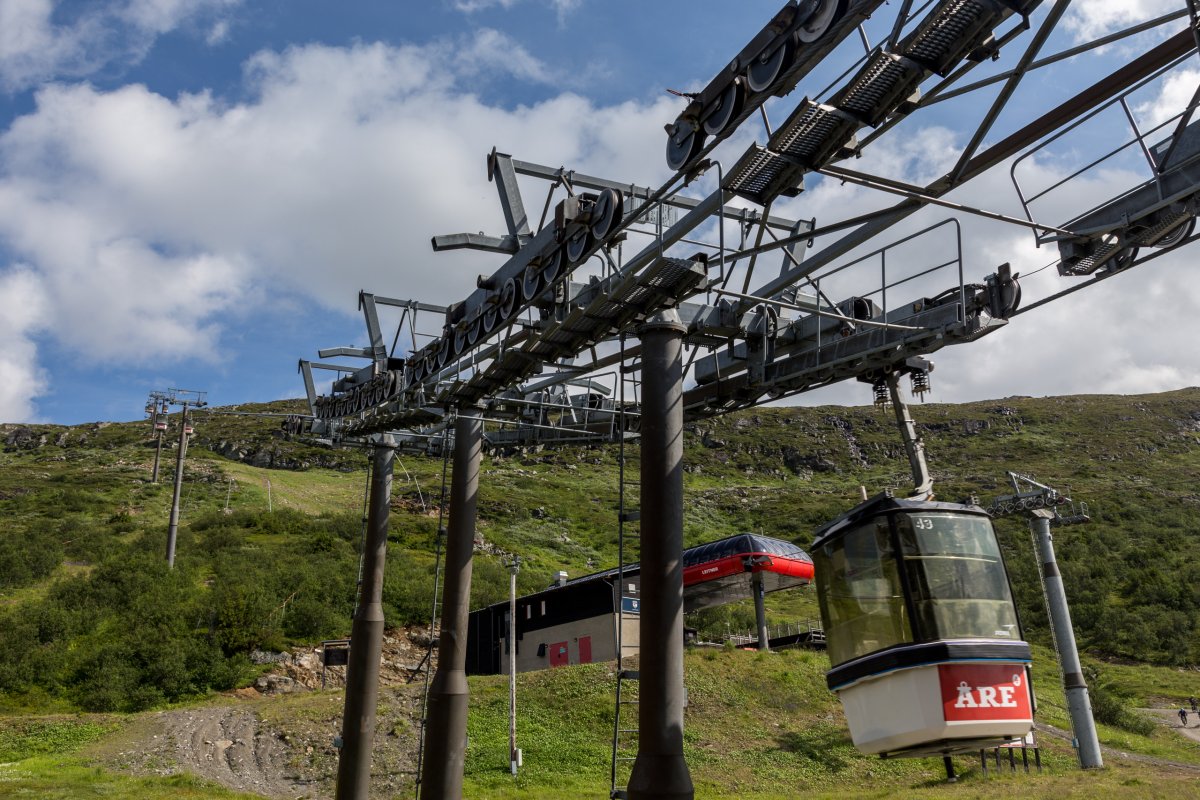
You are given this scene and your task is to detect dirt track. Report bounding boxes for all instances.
[86,632,432,798]
[91,684,427,799]
[94,705,318,798]
[1139,708,1200,745]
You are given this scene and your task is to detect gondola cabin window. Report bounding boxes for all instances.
[815,519,912,666]
[896,513,1019,642]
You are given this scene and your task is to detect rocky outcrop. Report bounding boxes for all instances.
[209,439,349,472]
[3,426,47,451]
[780,447,837,474]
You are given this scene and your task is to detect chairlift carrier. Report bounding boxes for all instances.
[812,494,1033,757]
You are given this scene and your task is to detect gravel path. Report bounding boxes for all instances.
[98,705,315,798]
[90,687,424,799]
[1036,716,1200,773]
[1138,708,1200,745]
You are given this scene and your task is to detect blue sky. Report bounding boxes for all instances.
[0,0,1196,425]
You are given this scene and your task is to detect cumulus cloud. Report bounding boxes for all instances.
[3,6,1199,424]
[0,267,49,421]
[1063,0,1186,43]
[1135,67,1200,129]
[0,0,240,92]
[0,32,680,419]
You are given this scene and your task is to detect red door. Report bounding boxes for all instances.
[549,641,569,667]
[578,636,592,665]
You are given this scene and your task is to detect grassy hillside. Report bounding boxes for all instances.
[1,388,1199,716]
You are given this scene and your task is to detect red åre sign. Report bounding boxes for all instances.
[938,664,1032,723]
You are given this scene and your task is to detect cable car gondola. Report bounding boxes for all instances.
[812,493,1033,757]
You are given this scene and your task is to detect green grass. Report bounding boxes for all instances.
[0,718,118,761]
[216,460,368,516]
[0,759,263,799]
[3,646,1200,798]
[4,389,1200,795]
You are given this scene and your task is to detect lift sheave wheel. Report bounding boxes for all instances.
[565,227,592,264]
[521,263,541,300]
[797,0,848,43]
[499,277,518,319]
[437,336,451,368]
[481,301,498,333]
[1106,246,1139,272]
[1151,215,1195,249]
[746,38,794,93]
[589,188,623,241]
[703,81,745,136]
[666,117,705,172]
[541,247,563,283]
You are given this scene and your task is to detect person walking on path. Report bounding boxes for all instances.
[1179,707,1189,727]
[1190,696,1198,714]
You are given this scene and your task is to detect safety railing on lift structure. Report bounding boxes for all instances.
[1010,49,1200,275]
[688,217,972,413]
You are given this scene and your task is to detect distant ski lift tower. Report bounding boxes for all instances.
[145,390,172,483]
[155,388,208,568]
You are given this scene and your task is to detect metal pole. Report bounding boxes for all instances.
[152,427,164,483]
[420,411,483,800]
[508,555,521,776]
[886,374,932,498]
[627,309,695,800]
[166,403,188,568]
[335,442,395,800]
[1030,511,1103,769]
[753,573,769,651]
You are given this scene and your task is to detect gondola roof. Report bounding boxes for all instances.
[811,492,990,550]
[475,532,813,614]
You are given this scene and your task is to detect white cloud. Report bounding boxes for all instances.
[1063,0,1184,43]
[451,0,581,25]
[0,0,240,92]
[0,34,680,419]
[206,19,231,46]
[4,10,1200,423]
[459,28,555,84]
[1135,67,1200,130]
[0,267,49,421]
[452,0,519,12]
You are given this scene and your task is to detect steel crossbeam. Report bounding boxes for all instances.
[300,5,1200,455]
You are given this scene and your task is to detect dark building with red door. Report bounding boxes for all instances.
[466,533,814,675]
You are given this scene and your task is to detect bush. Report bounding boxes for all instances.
[0,528,63,589]
[1085,666,1157,736]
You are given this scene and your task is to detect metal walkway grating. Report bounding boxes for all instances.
[726,0,1018,206]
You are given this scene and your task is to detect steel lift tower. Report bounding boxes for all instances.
[150,388,207,568]
[290,3,1200,797]
[988,473,1101,769]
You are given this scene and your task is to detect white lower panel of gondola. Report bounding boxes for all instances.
[837,662,1033,756]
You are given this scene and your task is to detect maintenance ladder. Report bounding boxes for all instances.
[610,338,641,800]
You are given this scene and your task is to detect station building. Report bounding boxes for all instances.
[465,532,814,675]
